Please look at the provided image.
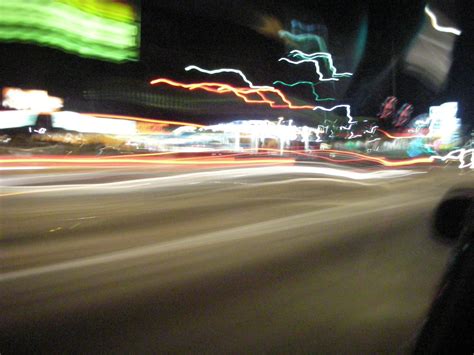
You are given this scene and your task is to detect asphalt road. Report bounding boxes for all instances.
[1,163,472,353]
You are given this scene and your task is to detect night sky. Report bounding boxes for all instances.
[0,0,472,129]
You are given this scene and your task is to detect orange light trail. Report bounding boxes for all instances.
[100,151,178,159]
[376,128,428,139]
[149,78,315,110]
[0,149,435,169]
[81,113,205,128]
[255,148,434,167]
[0,155,294,167]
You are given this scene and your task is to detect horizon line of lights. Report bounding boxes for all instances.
[0,148,435,168]
[1,109,428,143]
[0,156,294,165]
[0,165,425,199]
[424,5,461,36]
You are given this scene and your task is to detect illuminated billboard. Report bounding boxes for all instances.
[2,87,63,112]
[0,0,140,62]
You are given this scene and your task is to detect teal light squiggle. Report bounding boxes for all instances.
[273,80,335,102]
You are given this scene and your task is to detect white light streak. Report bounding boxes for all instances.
[0,165,425,196]
[432,148,473,169]
[185,65,273,89]
[363,126,378,134]
[313,104,357,130]
[367,138,381,144]
[348,132,362,139]
[289,50,353,77]
[279,57,339,82]
[424,5,461,36]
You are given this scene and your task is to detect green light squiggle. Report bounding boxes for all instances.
[273,81,335,102]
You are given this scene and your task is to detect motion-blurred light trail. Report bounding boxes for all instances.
[288,50,353,78]
[149,78,315,110]
[186,65,334,102]
[432,148,473,169]
[82,113,205,127]
[185,65,273,89]
[0,183,439,284]
[363,126,378,134]
[377,128,428,139]
[313,104,356,130]
[0,165,424,198]
[279,50,352,82]
[0,0,140,62]
[0,155,294,167]
[0,147,436,171]
[424,5,461,36]
[273,80,335,102]
[279,57,339,82]
[150,77,359,131]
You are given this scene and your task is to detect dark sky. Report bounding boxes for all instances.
[0,0,471,128]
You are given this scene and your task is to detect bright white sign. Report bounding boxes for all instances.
[2,87,63,112]
[428,102,461,144]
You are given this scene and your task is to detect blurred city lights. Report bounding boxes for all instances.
[428,102,461,144]
[0,0,140,62]
[2,88,63,112]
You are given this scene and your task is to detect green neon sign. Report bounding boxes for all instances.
[0,0,140,62]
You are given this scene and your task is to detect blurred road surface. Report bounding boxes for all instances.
[1,163,472,353]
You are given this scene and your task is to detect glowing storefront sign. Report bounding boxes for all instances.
[2,88,63,112]
[428,102,461,144]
